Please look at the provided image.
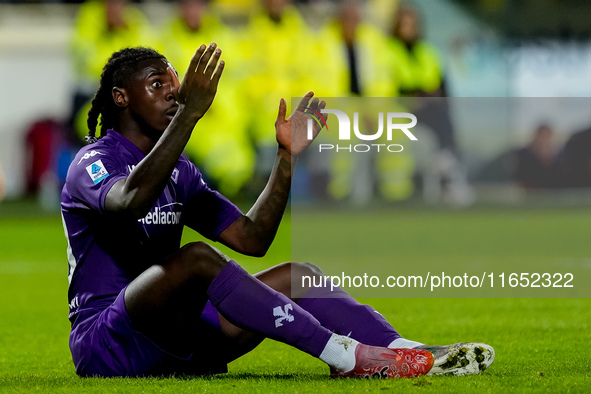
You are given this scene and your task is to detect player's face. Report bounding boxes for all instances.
[125,58,179,137]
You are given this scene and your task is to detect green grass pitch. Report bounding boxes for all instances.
[0,206,589,392]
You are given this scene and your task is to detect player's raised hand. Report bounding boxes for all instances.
[168,43,224,120]
[275,92,327,157]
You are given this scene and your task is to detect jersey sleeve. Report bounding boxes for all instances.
[64,150,127,213]
[182,160,242,241]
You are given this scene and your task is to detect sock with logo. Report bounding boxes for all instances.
[207,261,333,358]
[297,285,402,348]
[319,333,359,372]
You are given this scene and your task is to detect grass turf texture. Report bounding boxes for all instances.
[0,207,589,392]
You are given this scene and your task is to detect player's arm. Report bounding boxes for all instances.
[218,93,326,257]
[105,44,223,218]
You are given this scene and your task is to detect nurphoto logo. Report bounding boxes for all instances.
[307,108,418,153]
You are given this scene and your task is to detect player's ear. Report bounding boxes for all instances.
[112,87,128,108]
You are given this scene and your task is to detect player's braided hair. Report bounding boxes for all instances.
[86,47,166,144]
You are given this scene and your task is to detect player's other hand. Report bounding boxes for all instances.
[168,43,224,120]
[275,92,327,157]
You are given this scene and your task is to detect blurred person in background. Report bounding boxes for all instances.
[513,124,561,189]
[388,3,473,206]
[318,0,394,98]
[240,0,317,184]
[158,0,255,198]
[214,0,257,16]
[389,3,443,98]
[318,0,415,204]
[558,126,591,188]
[476,124,561,189]
[69,0,152,143]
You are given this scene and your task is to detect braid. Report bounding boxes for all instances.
[85,47,166,144]
[85,86,107,144]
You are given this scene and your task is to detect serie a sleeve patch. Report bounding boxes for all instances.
[85,159,110,184]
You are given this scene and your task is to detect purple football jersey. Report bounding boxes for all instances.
[61,130,242,326]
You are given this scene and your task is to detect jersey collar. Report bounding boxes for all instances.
[107,129,147,162]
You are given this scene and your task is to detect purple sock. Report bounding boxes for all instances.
[297,285,401,347]
[207,261,333,358]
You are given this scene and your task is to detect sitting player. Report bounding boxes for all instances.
[60,44,494,378]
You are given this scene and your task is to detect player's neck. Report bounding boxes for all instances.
[115,119,159,155]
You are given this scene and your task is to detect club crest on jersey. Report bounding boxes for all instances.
[273,303,294,327]
[128,164,178,184]
[77,150,105,165]
[171,168,179,184]
[86,159,109,184]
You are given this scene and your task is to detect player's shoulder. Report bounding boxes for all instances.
[178,153,197,169]
[73,134,124,164]
[68,136,128,181]
[177,154,203,178]
[72,146,108,168]
[177,154,210,190]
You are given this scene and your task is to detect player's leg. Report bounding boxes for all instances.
[263,262,422,348]
[215,262,493,376]
[123,242,220,357]
[124,242,432,377]
[288,262,495,376]
[278,262,494,375]
[125,241,331,359]
[212,261,421,362]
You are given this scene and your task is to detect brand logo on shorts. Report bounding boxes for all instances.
[273,303,294,327]
[68,296,79,311]
[77,150,105,165]
[67,296,80,319]
[86,159,109,184]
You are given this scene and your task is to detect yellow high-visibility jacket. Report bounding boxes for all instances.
[157,14,255,197]
[315,19,397,98]
[388,38,443,95]
[70,0,152,88]
[239,7,317,147]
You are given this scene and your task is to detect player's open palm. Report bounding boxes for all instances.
[275,92,327,157]
[168,43,224,120]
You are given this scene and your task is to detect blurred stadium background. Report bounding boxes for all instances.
[4,0,591,208]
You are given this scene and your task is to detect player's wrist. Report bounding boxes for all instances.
[172,104,202,127]
[277,146,295,163]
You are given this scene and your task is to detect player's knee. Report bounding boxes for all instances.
[180,241,229,281]
[300,262,325,277]
[290,262,325,280]
[283,262,325,299]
